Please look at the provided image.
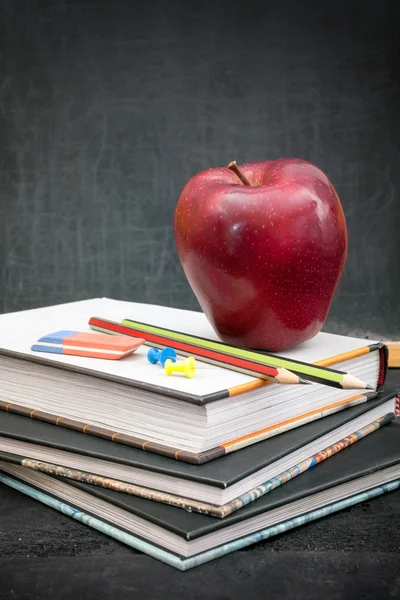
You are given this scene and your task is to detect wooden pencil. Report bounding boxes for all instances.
[387,342,400,368]
[88,317,374,390]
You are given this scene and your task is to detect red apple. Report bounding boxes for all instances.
[174,159,348,351]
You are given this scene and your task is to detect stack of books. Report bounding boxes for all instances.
[0,297,398,571]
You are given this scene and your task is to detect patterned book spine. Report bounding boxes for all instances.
[221,413,395,516]
[9,413,395,519]
[17,459,221,516]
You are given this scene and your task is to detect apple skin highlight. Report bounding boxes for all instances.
[174,159,348,352]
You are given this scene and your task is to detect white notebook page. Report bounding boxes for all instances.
[0,298,376,398]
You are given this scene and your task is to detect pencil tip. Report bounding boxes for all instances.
[366,383,375,390]
[300,378,312,385]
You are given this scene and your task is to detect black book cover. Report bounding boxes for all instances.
[0,387,398,489]
[3,421,399,541]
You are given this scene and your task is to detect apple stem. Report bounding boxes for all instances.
[228,161,251,186]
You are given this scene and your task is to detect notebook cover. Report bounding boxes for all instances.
[0,412,394,518]
[0,469,398,572]
[0,297,387,406]
[0,388,388,465]
[1,469,398,571]
[0,388,397,491]
[1,422,399,542]
[0,297,389,462]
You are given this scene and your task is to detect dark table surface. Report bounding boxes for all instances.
[1,371,399,600]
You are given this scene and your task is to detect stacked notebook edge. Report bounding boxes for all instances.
[0,297,389,462]
[0,298,398,569]
[1,421,399,569]
[0,387,398,516]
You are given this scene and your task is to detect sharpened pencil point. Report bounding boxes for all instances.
[366,384,375,390]
[300,378,312,385]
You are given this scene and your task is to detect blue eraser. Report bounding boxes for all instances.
[30,344,64,354]
[37,330,80,344]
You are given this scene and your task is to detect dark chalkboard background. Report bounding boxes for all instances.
[1,0,399,339]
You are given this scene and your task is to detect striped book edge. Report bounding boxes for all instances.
[1,412,394,518]
[0,390,380,464]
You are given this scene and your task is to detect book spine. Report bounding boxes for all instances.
[16,459,225,517]
[0,400,187,460]
[366,342,388,389]
[220,412,395,517]
[375,343,389,389]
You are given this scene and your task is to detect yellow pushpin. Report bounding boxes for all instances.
[164,356,196,378]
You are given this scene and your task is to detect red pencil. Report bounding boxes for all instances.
[88,317,309,385]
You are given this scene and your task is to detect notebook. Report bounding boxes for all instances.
[0,388,397,512]
[0,298,388,463]
[1,421,398,569]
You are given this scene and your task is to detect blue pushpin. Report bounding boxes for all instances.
[147,347,177,368]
